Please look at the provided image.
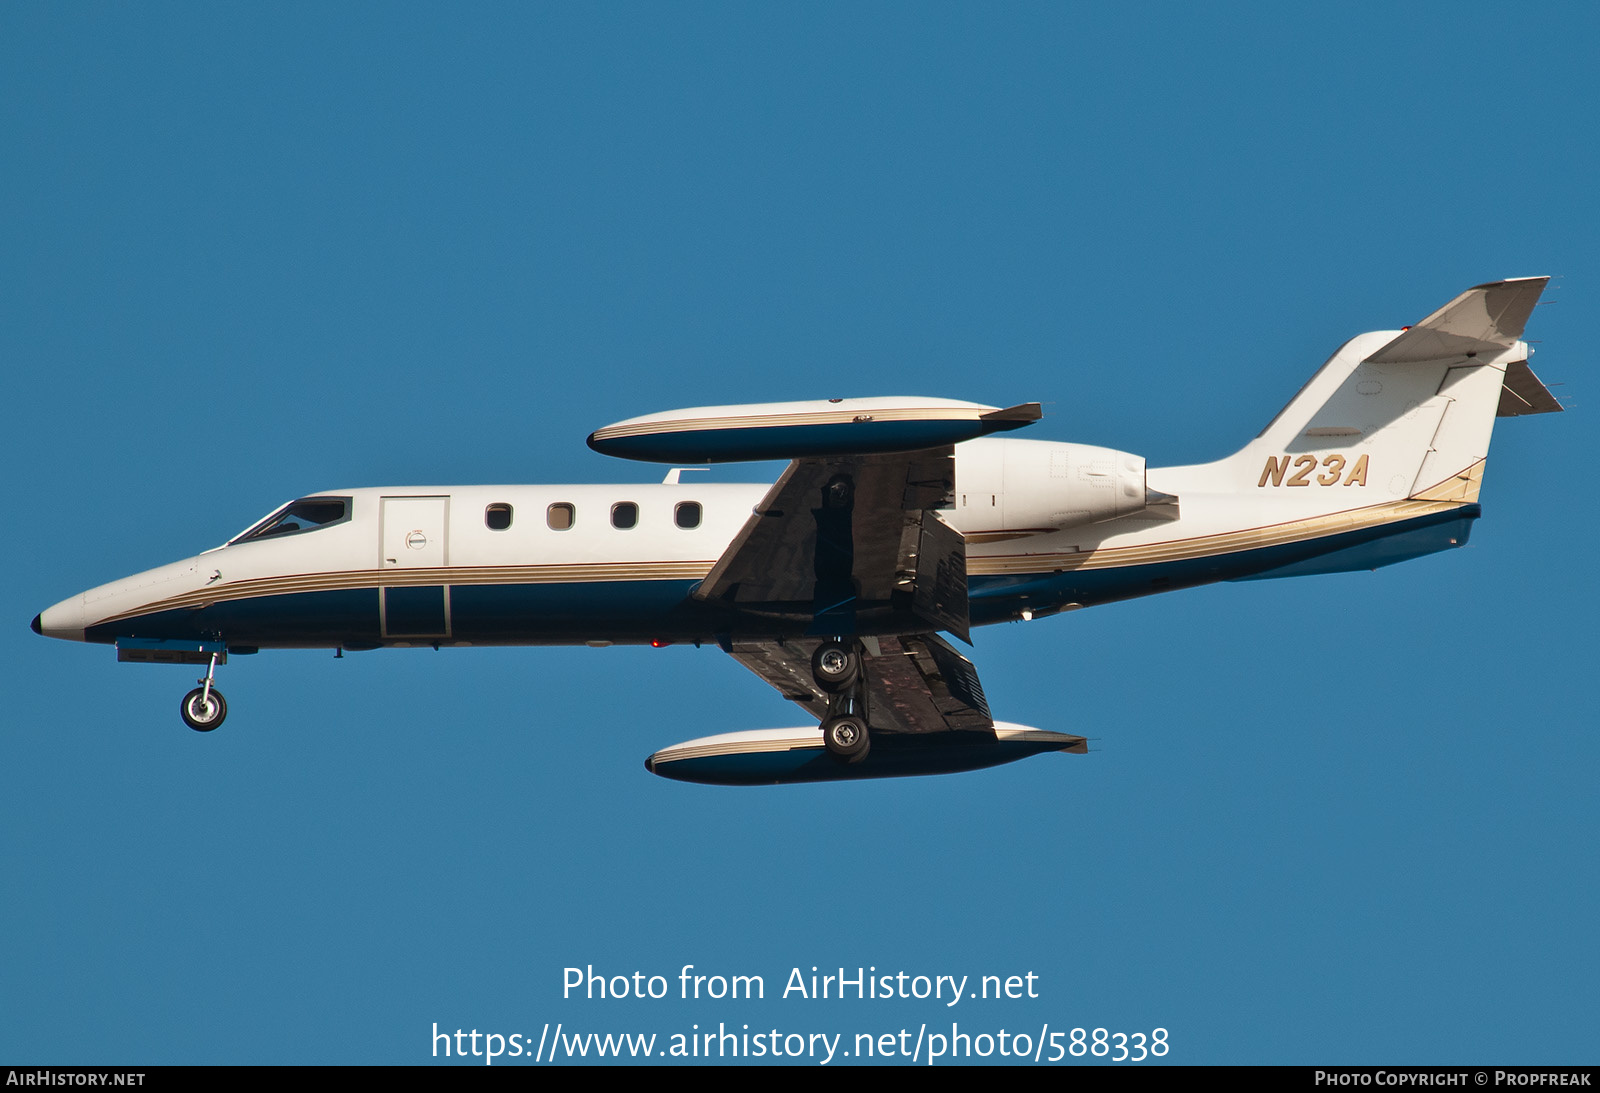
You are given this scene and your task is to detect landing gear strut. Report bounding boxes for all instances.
[180,651,227,732]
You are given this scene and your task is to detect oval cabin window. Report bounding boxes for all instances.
[547,503,575,530]
[486,503,513,530]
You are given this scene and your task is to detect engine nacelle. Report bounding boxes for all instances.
[954,438,1150,534]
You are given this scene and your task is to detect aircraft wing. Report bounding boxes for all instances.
[693,448,971,640]
[729,632,1086,749]
[598,395,1086,781]
[733,633,969,733]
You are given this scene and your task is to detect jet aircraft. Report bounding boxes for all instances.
[33,279,1562,784]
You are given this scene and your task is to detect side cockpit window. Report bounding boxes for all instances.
[232,497,352,544]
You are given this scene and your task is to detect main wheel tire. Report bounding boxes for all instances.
[822,715,870,764]
[180,686,228,732]
[811,640,860,693]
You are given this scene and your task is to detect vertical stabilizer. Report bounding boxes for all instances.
[1189,278,1551,510]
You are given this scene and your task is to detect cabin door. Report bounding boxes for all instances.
[379,495,451,639]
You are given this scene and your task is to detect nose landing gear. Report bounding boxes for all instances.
[179,651,227,732]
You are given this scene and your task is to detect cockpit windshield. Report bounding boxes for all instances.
[230,497,352,544]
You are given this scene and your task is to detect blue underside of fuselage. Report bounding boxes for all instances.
[83,506,1479,648]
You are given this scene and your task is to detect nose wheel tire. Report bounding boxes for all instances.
[822,715,870,764]
[181,687,228,732]
[811,640,860,693]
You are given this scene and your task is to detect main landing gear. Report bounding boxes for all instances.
[179,651,227,732]
[814,638,870,764]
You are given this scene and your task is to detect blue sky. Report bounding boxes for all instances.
[3,2,1596,1065]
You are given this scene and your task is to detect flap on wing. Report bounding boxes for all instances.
[910,511,969,643]
[1367,277,1549,364]
[1497,359,1564,416]
[868,633,991,734]
[729,633,995,737]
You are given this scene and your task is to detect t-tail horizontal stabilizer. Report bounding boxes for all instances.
[1364,276,1561,417]
[1366,277,1547,365]
[1497,359,1563,416]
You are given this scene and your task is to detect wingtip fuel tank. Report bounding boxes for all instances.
[588,397,1040,464]
[645,724,1087,786]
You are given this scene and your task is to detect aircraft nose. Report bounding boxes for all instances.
[35,596,89,642]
